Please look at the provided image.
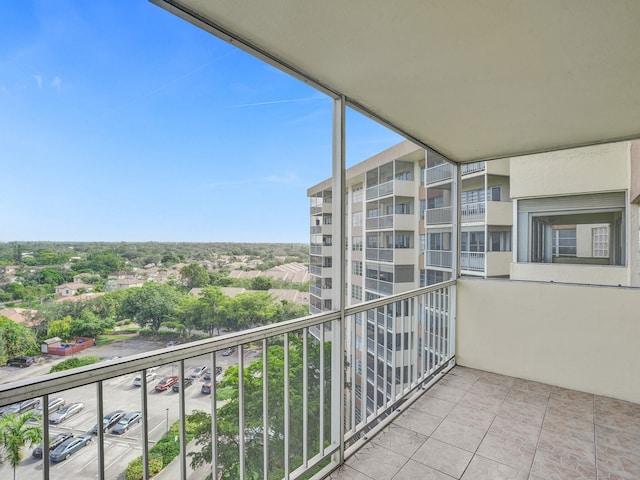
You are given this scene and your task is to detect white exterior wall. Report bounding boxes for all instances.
[456,278,640,403]
[510,142,629,197]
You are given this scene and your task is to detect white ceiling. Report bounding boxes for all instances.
[153,0,640,163]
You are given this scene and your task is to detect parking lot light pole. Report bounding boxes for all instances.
[166,408,169,433]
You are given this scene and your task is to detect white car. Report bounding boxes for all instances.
[190,366,207,378]
[133,371,157,386]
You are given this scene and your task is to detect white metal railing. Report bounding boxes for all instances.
[461,161,485,175]
[365,248,394,262]
[425,206,453,224]
[0,281,456,480]
[461,251,485,272]
[365,215,394,230]
[425,163,455,184]
[461,201,485,222]
[425,249,453,268]
[365,181,393,200]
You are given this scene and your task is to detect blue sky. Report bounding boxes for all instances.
[0,1,402,243]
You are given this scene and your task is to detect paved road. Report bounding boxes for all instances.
[0,340,261,480]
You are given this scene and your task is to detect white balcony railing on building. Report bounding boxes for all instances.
[365,181,393,200]
[365,248,394,262]
[310,225,322,234]
[310,245,322,255]
[461,161,485,175]
[425,249,453,268]
[461,251,485,272]
[425,163,455,184]
[365,277,394,295]
[309,265,323,275]
[365,215,394,230]
[0,282,455,480]
[461,201,485,222]
[425,206,453,224]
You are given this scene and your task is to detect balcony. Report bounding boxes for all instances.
[460,251,485,272]
[425,249,453,268]
[425,206,453,225]
[461,161,485,175]
[425,163,455,184]
[2,278,640,480]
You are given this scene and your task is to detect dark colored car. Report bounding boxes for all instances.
[49,435,92,462]
[7,356,35,368]
[92,410,126,434]
[203,366,223,381]
[49,402,84,424]
[221,347,236,357]
[33,432,74,458]
[172,377,194,392]
[154,376,179,392]
[111,411,142,434]
[201,383,212,394]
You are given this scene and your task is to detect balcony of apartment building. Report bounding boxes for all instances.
[365,161,416,201]
[5,2,639,480]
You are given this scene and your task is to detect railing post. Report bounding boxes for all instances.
[331,94,346,463]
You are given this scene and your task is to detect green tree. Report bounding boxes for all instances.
[48,316,73,341]
[179,263,210,289]
[189,336,331,479]
[250,276,273,291]
[223,292,276,330]
[197,286,229,335]
[70,311,115,338]
[0,316,38,364]
[0,412,43,480]
[119,283,181,333]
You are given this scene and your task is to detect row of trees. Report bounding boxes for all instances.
[0,242,309,270]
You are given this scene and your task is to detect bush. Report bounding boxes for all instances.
[125,454,163,480]
[49,355,100,373]
[124,417,198,479]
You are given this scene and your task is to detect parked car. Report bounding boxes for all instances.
[39,397,65,414]
[49,402,84,424]
[154,376,179,392]
[111,411,142,434]
[133,371,157,386]
[190,366,207,378]
[49,435,92,462]
[166,341,180,347]
[172,377,194,392]
[33,432,74,458]
[7,356,35,368]
[201,383,212,395]
[92,410,126,434]
[203,366,223,381]
[3,398,40,415]
[221,347,236,356]
[28,397,65,424]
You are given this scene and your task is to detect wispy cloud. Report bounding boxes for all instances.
[51,76,62,93]
[205,172,302,189]
[34,74,42,89]
[225,95,325,109]
[264,172,301,184]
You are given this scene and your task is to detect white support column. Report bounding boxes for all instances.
[331,95,346,461]
[453,164,461,279]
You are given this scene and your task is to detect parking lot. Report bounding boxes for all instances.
[0,340,261,480]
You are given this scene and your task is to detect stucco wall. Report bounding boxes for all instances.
[510,142,630,198]
[456,278,640,403]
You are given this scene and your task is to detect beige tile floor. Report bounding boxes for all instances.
[329,367,640,480]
